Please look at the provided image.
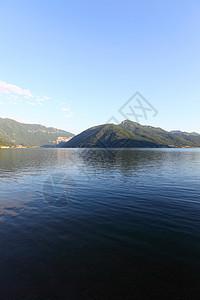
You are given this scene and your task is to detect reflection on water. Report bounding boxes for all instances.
[0,148,200,299]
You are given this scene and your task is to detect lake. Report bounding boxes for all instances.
[0,148,200,299]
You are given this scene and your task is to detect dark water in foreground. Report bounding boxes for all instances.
[0,148,200,299]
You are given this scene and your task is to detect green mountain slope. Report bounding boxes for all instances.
[63,123,168,148]
[120,120,200,147]
[0,140,10,147]
[170,130,200,136]
[0,117,74,147]
[63,120,200,148]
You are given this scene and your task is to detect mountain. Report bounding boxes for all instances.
[62,123,162,148]
[120,120,200,147]
[0,140,10,147]
[63,120,200,148]
[0,117,74,147]
[170,130,200,137]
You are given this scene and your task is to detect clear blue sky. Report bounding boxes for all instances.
[0,0,200,134]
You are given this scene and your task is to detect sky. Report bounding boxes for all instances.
[0,0,200,134]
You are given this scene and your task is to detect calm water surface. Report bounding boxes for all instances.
[0,148,200,299]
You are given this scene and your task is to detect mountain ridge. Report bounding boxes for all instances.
[63,120,200,148]
[0,117,74,147]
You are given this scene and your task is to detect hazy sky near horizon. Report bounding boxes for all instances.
[0,0,200,134]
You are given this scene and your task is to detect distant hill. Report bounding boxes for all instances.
[63,120,200,148]
[0,140,10,147]
[0,117,74,147]
[120,120,200,147]
[170,130,200,137]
